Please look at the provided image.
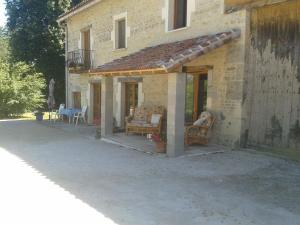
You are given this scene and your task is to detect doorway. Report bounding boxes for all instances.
[125,82,138,117]
[93,83,101,125]
[73,92,81,109]
[185,73,208,123]
[82,29,91,67]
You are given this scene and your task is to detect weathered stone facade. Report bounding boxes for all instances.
[63,0,247,149]
[61,0,299,152]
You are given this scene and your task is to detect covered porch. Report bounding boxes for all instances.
[83,29,242,156]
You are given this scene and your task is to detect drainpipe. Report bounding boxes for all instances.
[65,22,69,108]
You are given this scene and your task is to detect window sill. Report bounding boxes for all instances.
[167,26,189,33]
[113,47,128,52]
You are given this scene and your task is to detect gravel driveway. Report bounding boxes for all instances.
[0,120,299,225]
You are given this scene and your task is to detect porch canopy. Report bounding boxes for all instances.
[98,29,241,157]
[90,29,241,76]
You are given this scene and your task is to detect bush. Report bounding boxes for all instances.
[0,61,46,118]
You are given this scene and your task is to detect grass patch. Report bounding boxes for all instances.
[0,112,49,121]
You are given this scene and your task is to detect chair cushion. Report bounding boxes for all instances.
[127,120,147,126]
[127,121,158,128]
[133,107,148,122]
[193,118,206,126]
[193,111,212,126]
[151,114,161,125]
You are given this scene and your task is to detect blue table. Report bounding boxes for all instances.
[60,108,81,123]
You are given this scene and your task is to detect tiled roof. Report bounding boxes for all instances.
[58,0,96,20]
[94,29,241,75]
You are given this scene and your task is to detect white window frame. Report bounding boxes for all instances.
[112,12,130,50]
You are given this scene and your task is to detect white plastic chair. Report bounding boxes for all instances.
[51,104,65,122]
[73,105,88,126]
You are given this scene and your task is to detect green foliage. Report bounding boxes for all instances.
[71,0,81,7]
[0,27,9,59]
[0,60,46,118]
[5,0,74,105]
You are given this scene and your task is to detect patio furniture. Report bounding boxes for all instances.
[51,104,65,122]
[125,105,164,136]
[73,105,88,126]
[59,108,82,123]
[185,111,215,146]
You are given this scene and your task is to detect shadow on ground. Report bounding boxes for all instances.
[0,120,299,225]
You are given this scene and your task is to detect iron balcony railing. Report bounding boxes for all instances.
[67,49,94,70]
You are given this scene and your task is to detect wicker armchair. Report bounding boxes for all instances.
[125,105,164,135]
[185,111,215,146]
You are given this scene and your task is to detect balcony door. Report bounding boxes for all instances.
[185,73,208,123]
[82,29,91,67]
[125,82,138,117]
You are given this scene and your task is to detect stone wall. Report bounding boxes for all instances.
[243,0,300,150]
[65,0,248,147]
[186,40,246,147]
[66,0,246,68]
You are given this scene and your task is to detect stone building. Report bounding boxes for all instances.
[58,0,300,156]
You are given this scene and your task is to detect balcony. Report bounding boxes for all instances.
[67,49,94,72]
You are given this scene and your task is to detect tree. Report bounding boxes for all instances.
[71,0,81,7]
[0,27,9,59]
[5,0,72,105]
[0,60,46,118]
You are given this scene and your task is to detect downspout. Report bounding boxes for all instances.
[65,23,69,108]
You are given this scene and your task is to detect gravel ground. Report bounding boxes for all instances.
[0,120,299,225]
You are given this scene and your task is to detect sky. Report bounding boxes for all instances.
[0,0,7,27]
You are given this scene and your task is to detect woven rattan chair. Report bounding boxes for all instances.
[185,111,215,146]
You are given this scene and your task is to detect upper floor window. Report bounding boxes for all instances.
[173,0,187,29]
[167,0,187,31]
[115,18,126,49]
[82,29,91,50]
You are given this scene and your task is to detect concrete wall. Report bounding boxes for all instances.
[243,0,300,150]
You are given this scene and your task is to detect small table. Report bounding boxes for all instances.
[60,108,81,124]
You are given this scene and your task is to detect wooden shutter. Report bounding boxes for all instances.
[118,19,126,49]
[174,0,187,29]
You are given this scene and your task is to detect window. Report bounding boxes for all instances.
[73,92,81,109]
[174,0,187,29]
[116,19,126,49]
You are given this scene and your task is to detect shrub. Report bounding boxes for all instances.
[0,61,46,118]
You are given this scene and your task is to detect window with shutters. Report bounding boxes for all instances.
[115,18,126,49]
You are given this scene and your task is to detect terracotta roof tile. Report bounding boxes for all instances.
[94,29,241,74]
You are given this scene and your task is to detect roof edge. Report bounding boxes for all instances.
[57,0,101,24]
[164,28,241,72]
